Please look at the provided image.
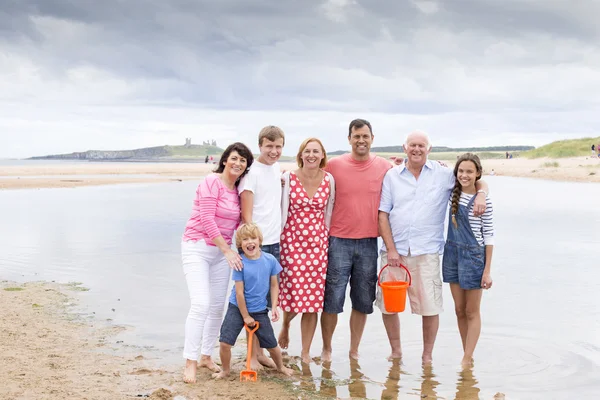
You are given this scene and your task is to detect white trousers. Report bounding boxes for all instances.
[182,240,231,360]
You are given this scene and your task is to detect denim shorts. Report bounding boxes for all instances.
[323,236,378,314]
[239,243,280,310]
[218,303,278,349]
[442,241,485,290]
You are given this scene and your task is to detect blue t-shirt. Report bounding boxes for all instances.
[229,252,282,313]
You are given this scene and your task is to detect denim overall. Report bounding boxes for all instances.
[442,194,486,290]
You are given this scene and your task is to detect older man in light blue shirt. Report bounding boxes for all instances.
[377,131,488,364]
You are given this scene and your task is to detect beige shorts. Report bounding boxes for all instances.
[376,251,443,316]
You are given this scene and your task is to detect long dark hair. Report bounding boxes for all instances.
[450,153,482,228]
[213,142,254,186]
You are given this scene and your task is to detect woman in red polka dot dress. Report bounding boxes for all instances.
[278,137,336,364]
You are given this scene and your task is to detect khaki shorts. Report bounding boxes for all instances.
[376,251,443,316]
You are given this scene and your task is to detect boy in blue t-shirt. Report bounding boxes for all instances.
[213,223,293,379]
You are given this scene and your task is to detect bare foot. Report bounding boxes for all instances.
[349,350,359,360]
[212,370,230,380]
[422,354,433,365]
[183,359,197,384]
[199,356,221,373]
[278,327,290,349]
[257,353,277,369]
[249,358,265,371]
[387,352,402,361]
[461,356,474,368]
[321,349,332,363]
[300,352,311,364]
[278,366,294,377]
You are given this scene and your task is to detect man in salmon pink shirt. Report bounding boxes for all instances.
[320,119,392,362]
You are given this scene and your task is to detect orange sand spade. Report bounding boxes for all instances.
[377,263,412,313]
[240,322,260,382]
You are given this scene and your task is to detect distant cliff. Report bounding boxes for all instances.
[29,145,224,160]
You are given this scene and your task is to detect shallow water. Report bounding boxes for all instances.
[1,176,599,399]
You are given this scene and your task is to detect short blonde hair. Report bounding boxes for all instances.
[296,137,328,168]
[235,222,263,249]
[258,125,285,146]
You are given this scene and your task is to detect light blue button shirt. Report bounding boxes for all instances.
[379,160,455,256]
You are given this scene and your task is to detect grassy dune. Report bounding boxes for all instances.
[522,137,600,159]
[373,151,507,161]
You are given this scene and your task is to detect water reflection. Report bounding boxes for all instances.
[421,364,440,399]
[381,359,402,399]
[454,367,480,400]
[1,178,600,399]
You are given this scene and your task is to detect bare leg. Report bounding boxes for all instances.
[422,315,439,364]
[183,359,197,383]
[278,311,298,349]
[266,346,294,376]
[462,289,483,366]
[382,313,402,360]
[212,343,231,379]
[349,309,367,360]
[300,313,318,363]
[320,312,338,362]
[198,354,221,373]
[450,283,468,351]
[247,331,276,369]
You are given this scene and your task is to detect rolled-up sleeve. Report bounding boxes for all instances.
[379,170,393,213]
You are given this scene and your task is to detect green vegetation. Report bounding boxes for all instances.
[3,287,24,291]
[372,151,507,161]
[542,161,560,168]
[166,145,224,157]
[522,137,600,159]
[67,282,90,292]
[330,145,533,156]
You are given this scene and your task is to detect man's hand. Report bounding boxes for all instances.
[244,316,256,327]
[271,307,280,322]
[386,249,402,268]
[473,192,487,216]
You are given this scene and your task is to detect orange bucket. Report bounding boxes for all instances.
[378,264,412,313]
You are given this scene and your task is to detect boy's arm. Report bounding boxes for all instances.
[240,190,254,224]
[235,281,255,326]
[270,275,280,322]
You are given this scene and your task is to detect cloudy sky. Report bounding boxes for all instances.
[2,0,600,158]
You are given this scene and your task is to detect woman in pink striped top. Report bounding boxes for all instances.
[181,142,254,383]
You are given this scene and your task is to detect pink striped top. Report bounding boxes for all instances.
[182,174,241,245]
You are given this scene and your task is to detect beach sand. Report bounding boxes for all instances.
[1,156,598,190]
[0,281,297,400]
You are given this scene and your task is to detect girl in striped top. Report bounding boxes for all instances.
[442,153,495,368]
[181,142,254,384]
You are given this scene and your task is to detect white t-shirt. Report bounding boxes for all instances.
[238,161,282,245]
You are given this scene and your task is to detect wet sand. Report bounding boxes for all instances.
[1,156,598,190]
[0,281,297,400]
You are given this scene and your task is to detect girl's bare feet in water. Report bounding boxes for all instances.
[321,348,332,362]
[422,354,433,365]
[387,352,403,361]
[183,359,197,383]
[461,356,474,368]
[300,352,311,364]
[349,350,359,360]
[199,355,221,373]
[212,370,230,380]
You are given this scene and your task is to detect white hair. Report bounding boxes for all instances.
[404,130,432,150]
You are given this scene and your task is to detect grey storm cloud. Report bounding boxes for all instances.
[1,0,599,158]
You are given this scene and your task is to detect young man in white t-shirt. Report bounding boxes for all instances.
[238,125,285,370]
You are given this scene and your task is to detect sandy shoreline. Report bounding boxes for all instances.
[1,156,599,190]
[0,281,299,400]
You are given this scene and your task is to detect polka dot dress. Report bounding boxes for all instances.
[279,172,331,314]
